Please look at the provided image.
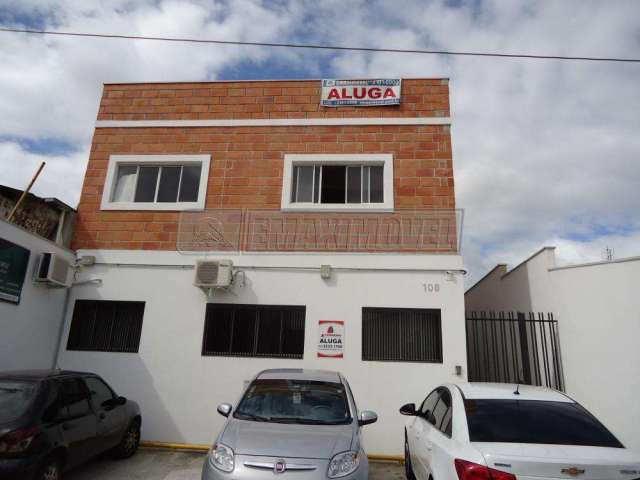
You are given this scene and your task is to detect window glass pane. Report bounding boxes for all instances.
[84,377,114,409]
[256,309,281,355]
[282,309,305,356]
[112,165,137,202]
[294,166,314,202]
[420,390,440,416]
[134,166,159,202]
[179,165,201,202]
[362,307,442,362]
[313,166,321,203]
[291,166,299,202]
[369,166,384,203]
[321,165,346,204]
[203,304,305,359]
[60,379,90,417]
[203,306,233,354]
[362,166,370,203]
[235,379,351,425]
[157,166,181,203]
[67,300,145,353]
[42,382,62,422]
[0,380,38,423]
[465,400,623,447]
[433,390,451,428]
[441,407,452,435]
[231,308,257,354]
[347,166,362,203]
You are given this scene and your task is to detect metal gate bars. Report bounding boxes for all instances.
[466,312,564,391]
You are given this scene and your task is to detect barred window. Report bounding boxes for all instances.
[362,307,442,363]
[203,304,305,359]
[67,300,145,353]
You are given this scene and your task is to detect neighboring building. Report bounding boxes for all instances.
[465,247,640,453]
[55,78,467,456]
[0,218,76,370]
[1,185,76,370]
[0,184,76,248]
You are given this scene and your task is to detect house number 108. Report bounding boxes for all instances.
[423,283,440,293]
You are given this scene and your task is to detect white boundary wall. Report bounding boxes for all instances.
[465,248,640,453]
[0,219,76,370]
[58,250,467,456]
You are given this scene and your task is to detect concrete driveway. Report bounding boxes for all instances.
[66,448,405,480]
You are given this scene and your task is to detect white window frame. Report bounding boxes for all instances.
[100,154,210,211]
[281,154,394,212]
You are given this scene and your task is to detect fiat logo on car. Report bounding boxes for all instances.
[274,460,286,474]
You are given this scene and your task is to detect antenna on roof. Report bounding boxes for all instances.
[513,383,521,395]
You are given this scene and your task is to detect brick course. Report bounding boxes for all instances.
[74,79,455,251]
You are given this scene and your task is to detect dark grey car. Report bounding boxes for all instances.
[0,370,141,480]
[202,369,377,479]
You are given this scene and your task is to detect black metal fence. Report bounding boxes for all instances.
[466,312,564,391]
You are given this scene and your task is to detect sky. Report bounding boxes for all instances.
[0,0,639,286]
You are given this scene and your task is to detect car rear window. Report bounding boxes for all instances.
[0,380,38,423]
[465,399,623,448]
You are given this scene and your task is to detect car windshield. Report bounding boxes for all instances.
[234,379,351,425]
[0,380,38,423]
[465,399,623,448]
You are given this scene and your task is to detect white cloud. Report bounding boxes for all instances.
[0,141,88,205]
[0,0,639,283]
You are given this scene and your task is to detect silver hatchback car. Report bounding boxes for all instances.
[202,369,378,480]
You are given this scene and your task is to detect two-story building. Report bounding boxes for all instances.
[57,78,466,456]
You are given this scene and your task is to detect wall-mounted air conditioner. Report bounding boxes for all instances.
[194,260,233,289]
[34,253,73,288]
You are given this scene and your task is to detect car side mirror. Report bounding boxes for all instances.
[102,396,126,410]
[217,403,232,417]
[358,410,378,426]
[399,403,417,416]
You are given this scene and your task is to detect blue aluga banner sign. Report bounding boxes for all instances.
[320,79,401,107]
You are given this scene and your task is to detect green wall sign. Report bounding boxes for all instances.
[0,237,31,304]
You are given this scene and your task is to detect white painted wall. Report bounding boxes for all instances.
[465,247,556,313]
[0,219,76,370]
[549,258,640,453]
[58,250,467,456]
[464,249,640,453]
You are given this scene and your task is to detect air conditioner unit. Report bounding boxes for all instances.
[194,260,233,289]
[34,253,73,288]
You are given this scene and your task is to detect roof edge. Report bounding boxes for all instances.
[102,77,450,86]
[501,246,556,279]
[465,263,508,294]
[549,255,640,271]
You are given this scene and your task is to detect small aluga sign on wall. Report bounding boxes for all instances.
[320,79,401,107]
[318,320,344,358]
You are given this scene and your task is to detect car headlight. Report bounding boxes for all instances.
[327,450,360,478]
[209,443,234,473]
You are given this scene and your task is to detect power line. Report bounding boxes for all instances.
[1,26,639,64]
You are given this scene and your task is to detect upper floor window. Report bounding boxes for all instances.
[101,155,210,211]
[281,154,394,212]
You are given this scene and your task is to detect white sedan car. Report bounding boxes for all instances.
[401,383,640,480]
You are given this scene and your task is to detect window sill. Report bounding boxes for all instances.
[100,202,205,211]
[280,205,395,213]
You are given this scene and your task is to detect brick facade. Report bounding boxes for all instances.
[74,79,454,251]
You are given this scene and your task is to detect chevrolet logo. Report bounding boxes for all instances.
[562,467,586,476]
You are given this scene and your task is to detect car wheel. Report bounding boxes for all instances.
[38,457,62,480]
[113,420,140,459]
[404,435,416,480]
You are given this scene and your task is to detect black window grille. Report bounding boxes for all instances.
[67,300,145,353]
[362,307,442,363]
[203,304,305,359]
